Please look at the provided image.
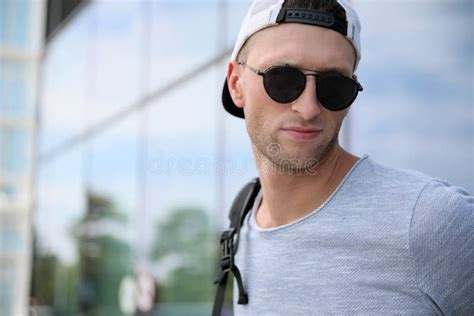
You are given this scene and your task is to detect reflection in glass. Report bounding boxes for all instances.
[150,207,216,311]
[75,192,133,316]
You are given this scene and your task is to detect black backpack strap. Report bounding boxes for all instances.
[212,177,261,316]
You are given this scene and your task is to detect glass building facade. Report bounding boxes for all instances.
[1,0,472,315]
[0,1,45,315]
[30,1,256,315]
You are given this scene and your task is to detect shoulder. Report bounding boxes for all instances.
[357,157,473,240]
[348,156,436,200]
[348,156,473,312]
[410,179,473,248]
[409,179,473,314]
[357,156,433,185]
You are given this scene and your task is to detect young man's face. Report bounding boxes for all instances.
[228,23,356,173]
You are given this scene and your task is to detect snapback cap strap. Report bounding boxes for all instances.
[276,8,348,37]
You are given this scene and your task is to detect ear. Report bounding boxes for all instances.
[227,61,245,108]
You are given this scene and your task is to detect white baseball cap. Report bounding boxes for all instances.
[222,0,362,119]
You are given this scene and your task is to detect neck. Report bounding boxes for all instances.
[254,142,359,228]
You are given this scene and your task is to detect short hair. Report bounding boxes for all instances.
[237,0,348,62]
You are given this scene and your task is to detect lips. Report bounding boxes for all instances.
[281,127,322,140]
[282,127,322,133]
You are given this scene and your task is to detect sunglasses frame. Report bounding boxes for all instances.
[238,61,363,111]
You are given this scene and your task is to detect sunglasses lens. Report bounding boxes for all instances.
[263,67,305,103]
[317,74,359,111]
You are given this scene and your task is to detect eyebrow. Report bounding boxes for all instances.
[297,64,349,75]
[263,60,349,75]
[315,66,347,73]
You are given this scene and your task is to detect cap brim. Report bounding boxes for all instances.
[222,78,245,119]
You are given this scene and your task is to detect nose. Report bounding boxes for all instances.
[290,76,322,121]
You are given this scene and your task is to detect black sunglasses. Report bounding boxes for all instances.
[238,61,363,111]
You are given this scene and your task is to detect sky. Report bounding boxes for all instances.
[351,0,473,191]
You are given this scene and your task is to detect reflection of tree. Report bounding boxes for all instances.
[30,229,80,316]
[71,191,133,316]
[151,207,217,303]
[30,235,59,305]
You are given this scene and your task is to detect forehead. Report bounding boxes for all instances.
[245,23,355,74]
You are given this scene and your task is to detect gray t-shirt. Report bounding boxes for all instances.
[233,155,473,315]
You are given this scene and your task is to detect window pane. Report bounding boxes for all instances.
[0,61,29,119]
[144,68,218,314]
[0,127,30,174]
[31,146,85,315]
[86,114,138,316]
[0,0,31,48]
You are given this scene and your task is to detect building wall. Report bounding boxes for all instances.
[31,1,254,315]
[0,1,46,315]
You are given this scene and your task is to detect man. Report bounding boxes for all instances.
[216,0,473,315]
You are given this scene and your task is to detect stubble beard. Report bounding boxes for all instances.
[253,128,340,176]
